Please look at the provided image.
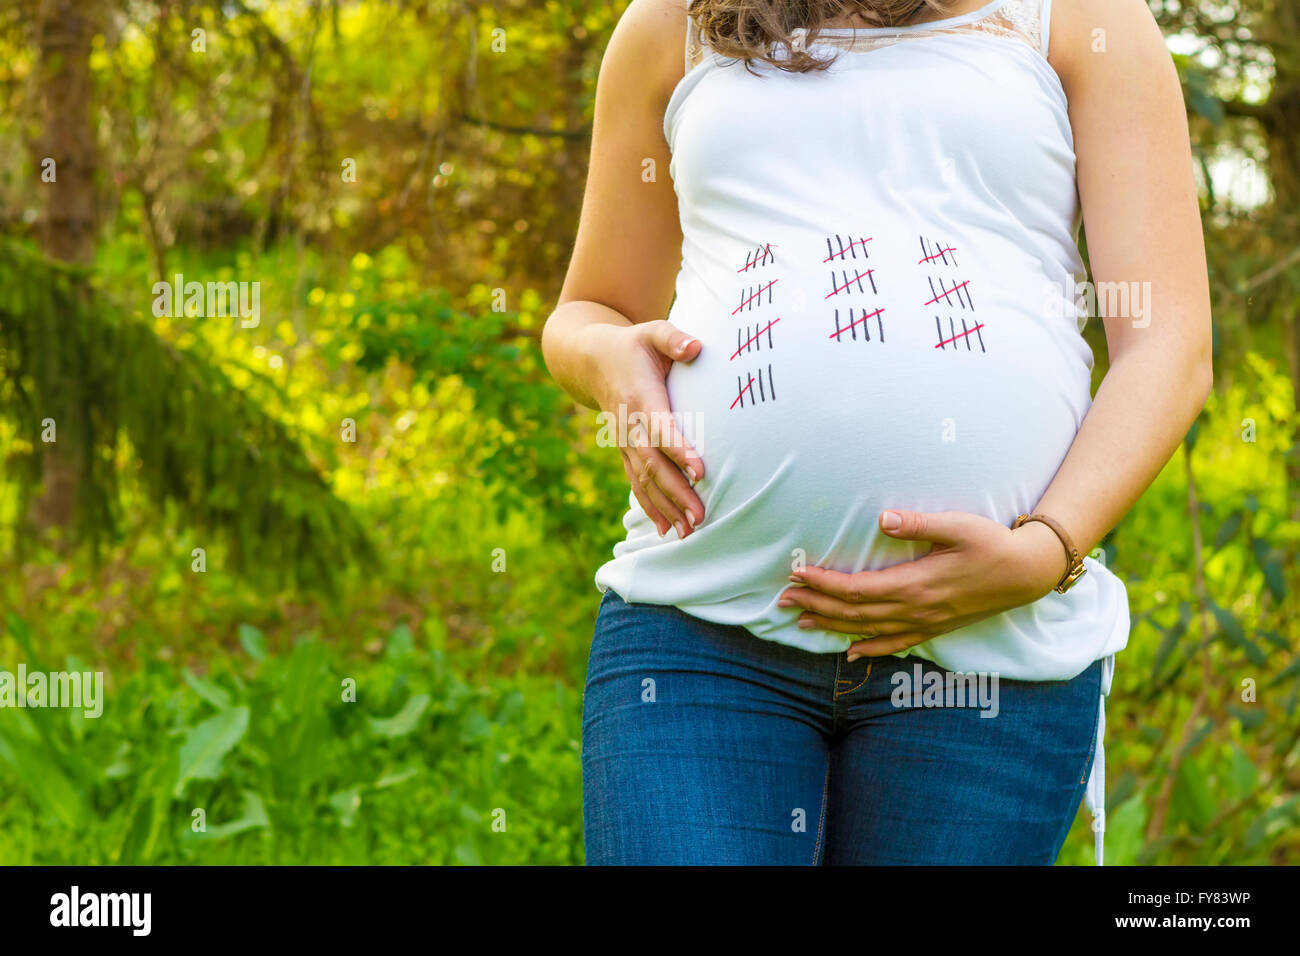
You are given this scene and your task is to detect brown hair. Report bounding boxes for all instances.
[687,0,961,73]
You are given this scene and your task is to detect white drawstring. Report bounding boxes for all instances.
[1084,654,1115,866]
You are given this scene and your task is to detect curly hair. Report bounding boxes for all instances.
[687,0,962,72]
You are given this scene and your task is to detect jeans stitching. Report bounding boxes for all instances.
[811,759,831,865]
[1073,668,1104,787]
[836,660,872,698]
[1049,671,1104,859]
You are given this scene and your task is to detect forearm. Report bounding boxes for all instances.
[1032,342,1212,560]
[541,299,634,409]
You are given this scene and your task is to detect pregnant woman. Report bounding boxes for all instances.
[542,0,1211,864]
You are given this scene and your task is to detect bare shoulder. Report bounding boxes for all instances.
[1047,0,1174,95]
[601,0,690,109]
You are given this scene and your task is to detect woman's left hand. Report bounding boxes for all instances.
[778,510,1071,660]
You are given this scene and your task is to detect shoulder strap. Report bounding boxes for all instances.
[815,0,1050,60]
[968,0,1049,60]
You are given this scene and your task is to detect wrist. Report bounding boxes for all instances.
[1010,519,1069,597]
[576,321,623,411]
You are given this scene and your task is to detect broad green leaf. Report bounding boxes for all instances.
[182,668,232,710]
[1212,511,1242,549]
[174,706,250,796]
[384,623,415,660]
[1252,540,1286,600]
[374,766,421,789]
[1223,745,1258,800]
[192,791,270,840]
[238,625,267,661]
[1105,797,1147,867]
[366,694,430,738]
[0,718,86,827]
[1170,757,1216,830]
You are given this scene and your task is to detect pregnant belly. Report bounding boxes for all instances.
[665,310,1084,573]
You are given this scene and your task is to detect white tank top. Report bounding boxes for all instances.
[596,0,1121,862]
[596,0,1125,675]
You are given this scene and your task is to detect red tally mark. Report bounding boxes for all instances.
[918,236,958,267]
[731,317,781,360]
[830,307,885,342]
[919,233,984,354]
[732,279,779,314]
[730,241,782,409]
[935,316,986,352]
[738,243,778,273]
[825,268,877,299]
[821,232,884,343]
[730,364,776,409]
[823,235,873,262]
[924,277,973,309]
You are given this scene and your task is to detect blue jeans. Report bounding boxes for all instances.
[582,591,1102,865]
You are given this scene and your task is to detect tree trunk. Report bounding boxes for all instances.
[31,0,99,536]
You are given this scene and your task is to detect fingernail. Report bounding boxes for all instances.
[777,599,793,608]
[788,573,803,583]
[686,511,697,528]
[797,619,813,629]
[846,651,862,662]
[686,465,698,483]
[881,510,901,532]
[674,521,687,539]
[679,338,697,355]
[657,525,667,538]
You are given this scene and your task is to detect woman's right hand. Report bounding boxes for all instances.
[585,319,706,539]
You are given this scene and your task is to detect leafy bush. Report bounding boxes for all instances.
[0,614,583,865]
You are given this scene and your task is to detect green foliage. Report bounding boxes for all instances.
[0,239,376,591]
[0,613,583,865]
[340,289,623,539]
[1,0,1298,867]
[1051,355,1300,866]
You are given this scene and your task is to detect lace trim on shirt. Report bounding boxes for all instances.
[686,0,1045,72]
[685,13,706,71]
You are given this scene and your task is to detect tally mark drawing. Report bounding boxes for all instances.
[935,316,986,352]
[918,236,958,267]
[825,267,877,299]
[738,243,778,273]
[823,234,873,263]
[924,276,974,310]
[918,233,982,352]
[732,278,779,314]
[732,317,781,360]
[830,307,885,343]
[731,364,776,409]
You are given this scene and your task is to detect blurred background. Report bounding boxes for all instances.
[0,0,1295,865]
